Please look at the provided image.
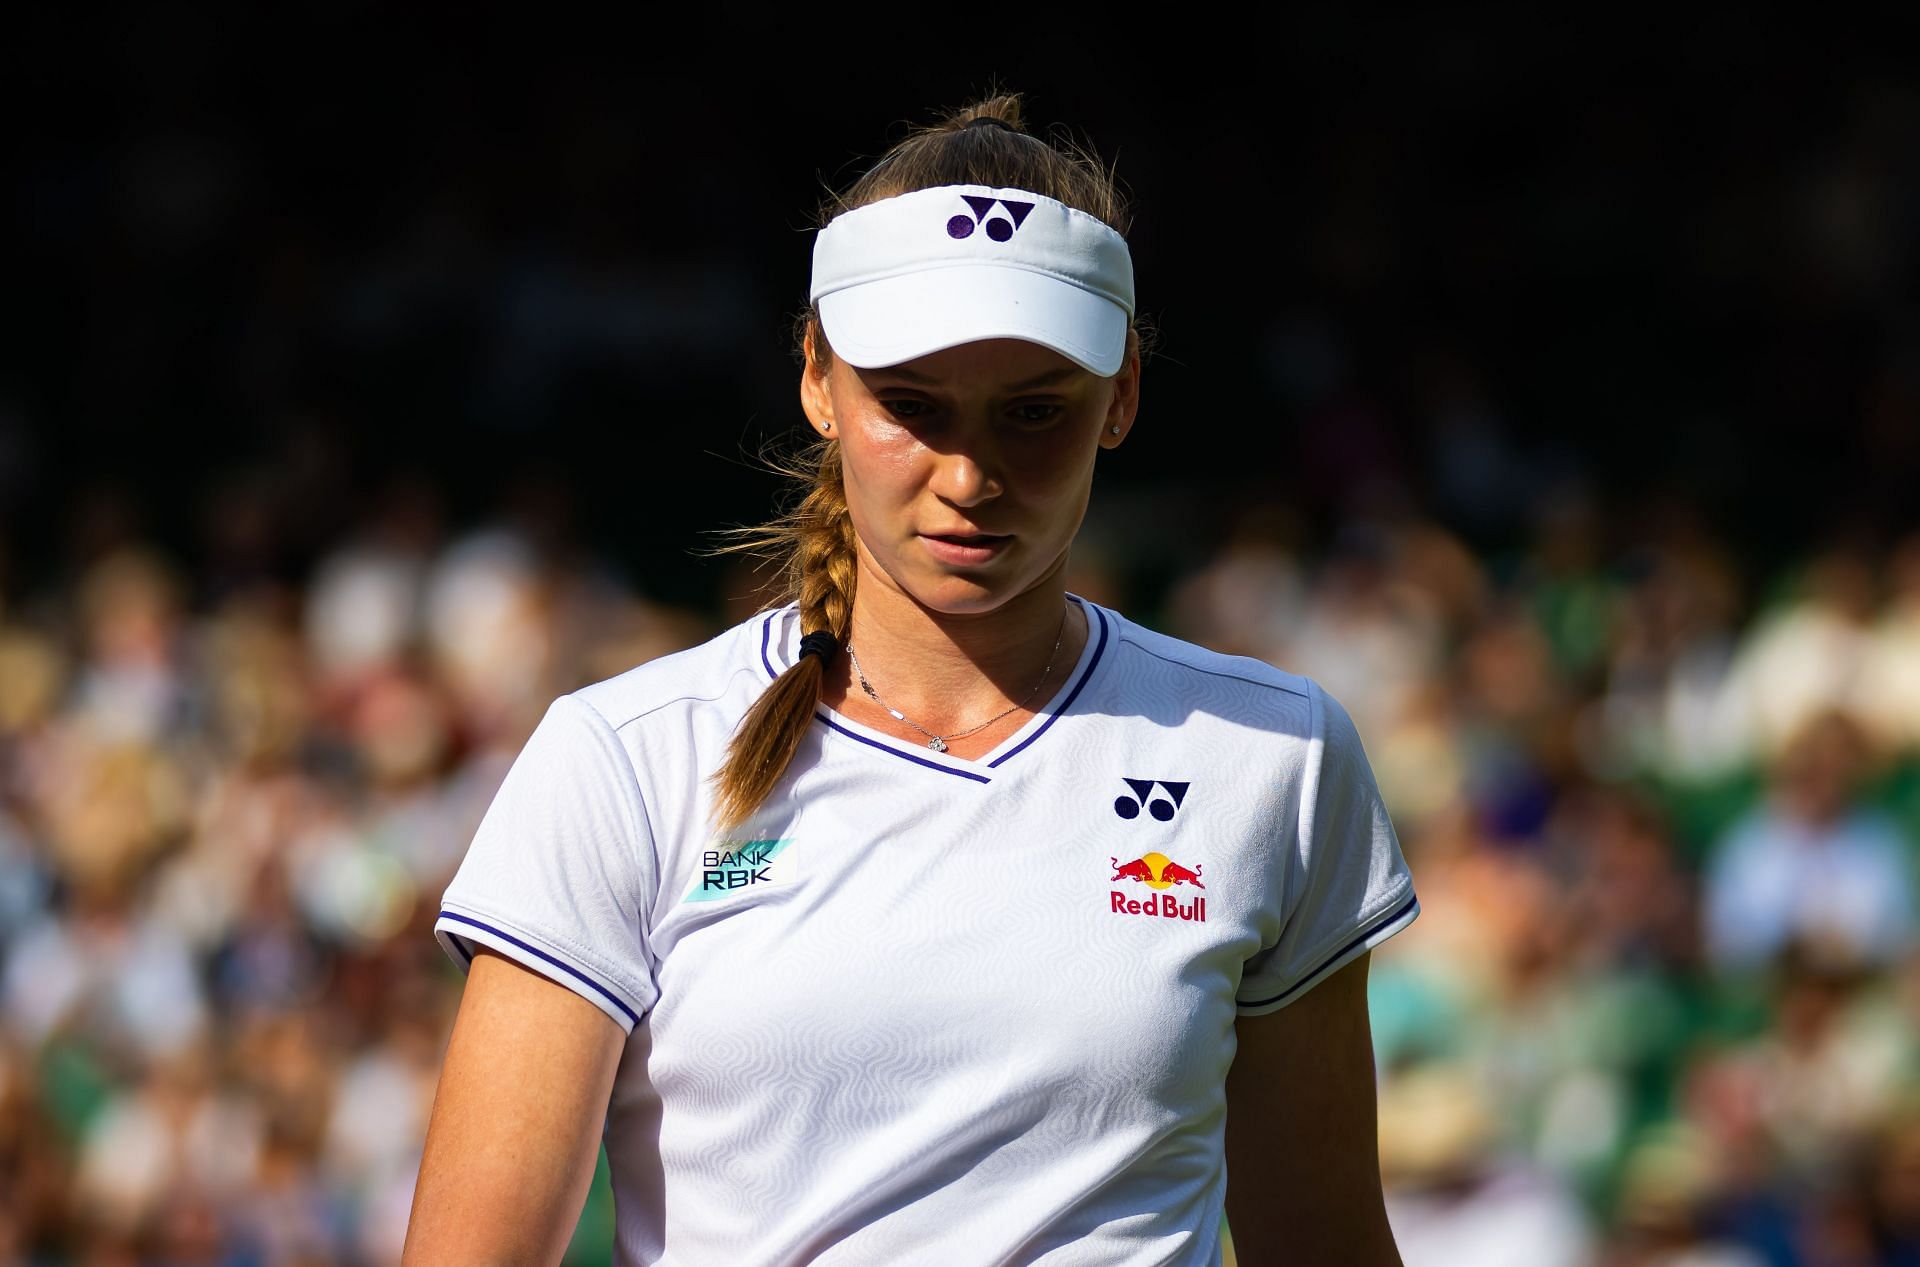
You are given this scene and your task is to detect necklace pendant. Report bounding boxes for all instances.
[927,736,948,753]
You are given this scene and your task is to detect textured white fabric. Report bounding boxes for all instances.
[435,597,1417,1266]
[809,185,1134,376]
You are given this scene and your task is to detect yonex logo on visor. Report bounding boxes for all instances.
[809,183,1135,376]
[948,195,1035,241]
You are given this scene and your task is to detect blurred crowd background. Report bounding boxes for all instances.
[5,10,1920,1266]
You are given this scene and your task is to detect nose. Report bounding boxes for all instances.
[930,439,1004,508]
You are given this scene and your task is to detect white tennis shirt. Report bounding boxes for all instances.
[434,597,1418,1266]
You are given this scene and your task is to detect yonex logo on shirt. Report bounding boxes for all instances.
[1113,778,1191,821]
[946,195,1035,242]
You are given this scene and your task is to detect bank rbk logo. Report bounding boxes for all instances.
[684,838,797,903]
[946,196,1035,242]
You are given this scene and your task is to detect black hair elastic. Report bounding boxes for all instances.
[965,116,1015,131]
[797,630,840,665]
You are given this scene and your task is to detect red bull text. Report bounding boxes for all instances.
[1110,890,1208,922]
[1107,851,1208,922]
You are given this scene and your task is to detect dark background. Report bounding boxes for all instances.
[6,9,1918,611]
[7,11,1920,1265]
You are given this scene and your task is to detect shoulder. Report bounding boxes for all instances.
[567,606,789,736]
[1105,610,1316,701]
[1093,603,1340,744]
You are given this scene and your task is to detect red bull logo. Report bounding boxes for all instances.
[1108,851,1207,922]
[1110,851,1204,889]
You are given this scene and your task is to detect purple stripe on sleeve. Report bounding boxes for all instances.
[1237,892,1420,1011]
[437,910,642,1026]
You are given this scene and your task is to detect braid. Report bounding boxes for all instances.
[791,447,858,644]
[708,443,857,835]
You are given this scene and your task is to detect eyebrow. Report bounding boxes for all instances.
[875,366,1080,391]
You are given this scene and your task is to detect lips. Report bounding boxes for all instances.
[919,531,1012,566]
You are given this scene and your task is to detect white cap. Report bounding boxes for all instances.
[808,184,1135,377]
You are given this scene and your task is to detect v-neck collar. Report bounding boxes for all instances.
[756,595,1112,785]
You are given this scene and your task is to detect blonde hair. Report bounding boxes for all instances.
[708,92,1133,834]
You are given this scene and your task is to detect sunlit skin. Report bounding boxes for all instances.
[404,325,1398,1266]
[799,329,1140,756]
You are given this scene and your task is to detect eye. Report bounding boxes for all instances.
[1007,402,1063,427]
[882,398,934,421]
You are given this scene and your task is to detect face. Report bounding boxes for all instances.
[800,331,1140,616]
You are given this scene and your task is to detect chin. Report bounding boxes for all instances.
[906,576,1013,615]
[906,562,1076,619]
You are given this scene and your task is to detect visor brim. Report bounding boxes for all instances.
[816,265,1129,378]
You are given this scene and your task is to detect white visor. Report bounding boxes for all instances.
[809,184,1135,377]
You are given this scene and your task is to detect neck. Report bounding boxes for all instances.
[824,549,1088,739]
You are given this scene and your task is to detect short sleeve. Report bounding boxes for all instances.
[1236,680,1418,1015]
[434,693,658,1033]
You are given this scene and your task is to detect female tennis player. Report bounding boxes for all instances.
[403,95,1416,1266]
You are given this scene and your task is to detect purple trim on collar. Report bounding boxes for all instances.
[815,715,994,784]
[760,609,989,782]
[753,600,1110,780]
[760,610,782,678]
[987,602,1109,769]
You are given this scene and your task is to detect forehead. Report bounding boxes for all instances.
[843,338,1091,391]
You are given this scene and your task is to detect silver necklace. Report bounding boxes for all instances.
[845,607,1068,753]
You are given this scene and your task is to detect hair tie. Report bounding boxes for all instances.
[797,629,840,665]
[965,116,1015,132]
